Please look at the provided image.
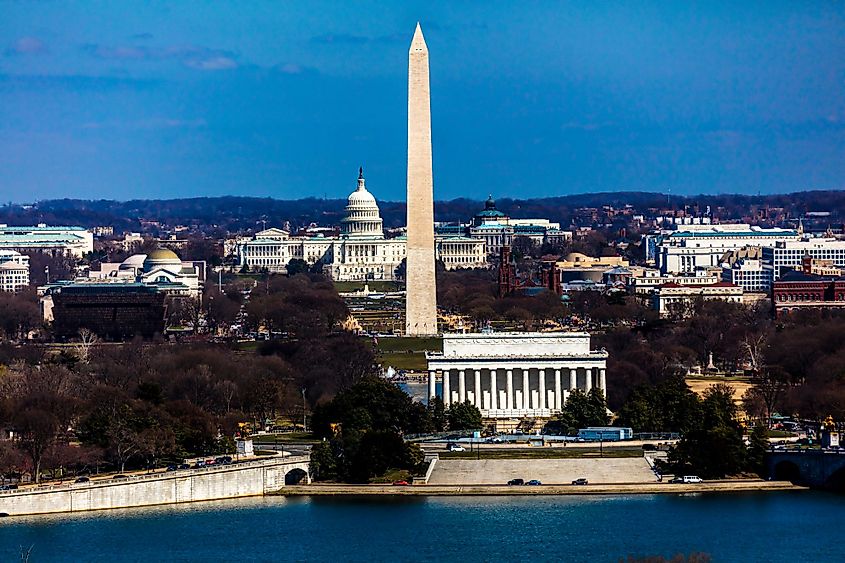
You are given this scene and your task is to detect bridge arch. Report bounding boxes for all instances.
[824,466,845,492]
[773,460,802,483]
[284,466,310,485]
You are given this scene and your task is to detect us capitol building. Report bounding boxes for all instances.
[235,169,486,281]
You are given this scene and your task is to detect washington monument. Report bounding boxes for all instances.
[405,23,438,336]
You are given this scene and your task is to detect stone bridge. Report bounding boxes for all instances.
[766,449,845,490]
[0,453,311,517]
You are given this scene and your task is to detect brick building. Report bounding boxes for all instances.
[772,270,845,317]
[46,283,167,340]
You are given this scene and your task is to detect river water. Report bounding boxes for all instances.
[0,491,841,562]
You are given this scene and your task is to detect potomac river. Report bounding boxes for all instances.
[0,491,842,562]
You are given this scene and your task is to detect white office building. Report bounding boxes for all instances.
[762,239,845,283]
[0,224,94,258]
[0,250,29,292]
[649,224,799,274]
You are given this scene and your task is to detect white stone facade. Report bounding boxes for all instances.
[0,224,93,258]
[762,239,845,282]
[235,170,485,281]
[426,332,608,419]
[652,282,743,318]
[0,250,29,292]
[650,224,799,274]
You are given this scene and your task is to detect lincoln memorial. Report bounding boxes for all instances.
[425,332,608,419]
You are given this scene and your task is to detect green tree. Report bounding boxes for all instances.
[286,258,309,277]
[746,425,769,477]
[548,389,609,434]
[617,377,702,433]
[427,396,446,432]
[446,401,482,431]
[348,430,408,483]
[310,440,338,481]
[663,384,747,479]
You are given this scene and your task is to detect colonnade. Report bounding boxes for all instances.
[427,366,607,413]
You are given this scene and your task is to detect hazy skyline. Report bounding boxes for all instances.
[1,1,843,202]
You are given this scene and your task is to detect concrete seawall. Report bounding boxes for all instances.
[277,480,804,497]
[0,455,310,517]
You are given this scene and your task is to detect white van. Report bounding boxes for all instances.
[682,475,703,484]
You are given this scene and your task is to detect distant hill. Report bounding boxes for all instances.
[1,190,843,233]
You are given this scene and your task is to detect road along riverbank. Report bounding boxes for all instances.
[275,479,803,497]
[0,454,310,517]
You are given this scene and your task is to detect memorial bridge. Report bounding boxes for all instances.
[767,449,845,490]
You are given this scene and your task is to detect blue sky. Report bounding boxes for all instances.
[1,1,843,202]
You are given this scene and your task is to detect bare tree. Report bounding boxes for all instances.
[75,328,99,364]
[743,333,767,375]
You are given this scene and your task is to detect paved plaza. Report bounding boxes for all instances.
[427,458,657,485]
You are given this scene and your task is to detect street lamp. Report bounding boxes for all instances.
[301,387,307,433]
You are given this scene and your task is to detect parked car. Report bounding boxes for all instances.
[526,480,542,486]
[669,476,684,484]
[112,474,128,480]
[178,464,190,470]
[74,476,90,483]
[166,465,178,472]
[447,444,465,452]
[392,480,410,486]
[682,475,703,484]
[0,484,18,490]
[507,478,525,486]
[571,478,589,485]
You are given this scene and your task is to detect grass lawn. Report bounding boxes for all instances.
[375,336,442,352]
[370,468,412,484]
[334,281,402,293]
[251,432,319,444]
[767,429,797,438]
[369,336,443,371]
[379,352,428,371]
[438,447,643,460]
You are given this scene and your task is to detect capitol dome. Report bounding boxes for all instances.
[143,248,182,272]
[341,168,384,238]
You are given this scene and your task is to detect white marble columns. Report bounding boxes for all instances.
[505,370,514,410]
[554,369,562,410]
[539,369,547,410]
[522,370,530,410]
[489,370,498,410]
[431,365,607,413]
[428,370,436,400]
[474,370,482,409]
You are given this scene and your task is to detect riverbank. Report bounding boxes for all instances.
[275,479,804,496]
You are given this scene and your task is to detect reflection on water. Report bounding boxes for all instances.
[1,491,843,562]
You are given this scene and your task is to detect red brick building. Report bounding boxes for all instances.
[772,270,845,317]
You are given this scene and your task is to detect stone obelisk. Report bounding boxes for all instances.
[405,23,437,336]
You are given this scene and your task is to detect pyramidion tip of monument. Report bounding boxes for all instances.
[411,21,427,51]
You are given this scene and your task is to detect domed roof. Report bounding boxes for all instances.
[347,167,378,209]
[146,248,179,261]
[476,194,505,218]
[119,253,147,270]
[143,248,182,272]
[564,252,590,263]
